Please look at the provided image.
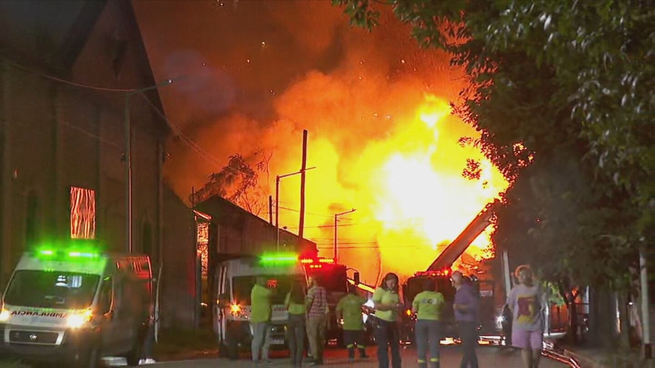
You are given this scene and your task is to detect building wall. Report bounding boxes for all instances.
[0,0,166,286]
[161,187,196,329]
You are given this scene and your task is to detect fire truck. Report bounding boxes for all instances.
[300,257,350,345]
[400,200,500,342]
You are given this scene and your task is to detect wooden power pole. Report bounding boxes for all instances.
[299,130,308,239]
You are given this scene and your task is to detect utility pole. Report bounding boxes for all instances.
[640,247,652,360]
[125,79,173,254]
[298,130,308,240]
[268,195,273,225]
[275,176,280,250]
[334,209,356,262]
[275,168,316,251]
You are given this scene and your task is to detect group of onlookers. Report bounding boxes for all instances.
[250,264,547,368]
[250,275,331,366]
[371,271,481,368]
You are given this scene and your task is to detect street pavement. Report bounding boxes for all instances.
[142,345,570,367]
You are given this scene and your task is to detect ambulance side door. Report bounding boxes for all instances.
[97,276,121,354]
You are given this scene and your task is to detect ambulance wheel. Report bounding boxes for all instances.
[125,337,143,366]
[73,343,101,368]
[226,336,239,360]
[219,340,228,358]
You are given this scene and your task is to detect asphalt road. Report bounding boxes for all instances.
[141,345,570,367]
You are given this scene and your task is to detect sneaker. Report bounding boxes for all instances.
[138,358,157,365]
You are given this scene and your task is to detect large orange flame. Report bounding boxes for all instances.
[275,94,508,284]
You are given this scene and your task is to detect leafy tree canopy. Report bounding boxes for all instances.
[333,0,653,289]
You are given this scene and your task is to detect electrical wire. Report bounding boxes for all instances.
[277,206,336,218]
[137,92,262,177]
[3,56,137,93]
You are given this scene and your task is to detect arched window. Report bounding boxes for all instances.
[25,191,39,247]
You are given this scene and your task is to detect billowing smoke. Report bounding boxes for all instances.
[135,1,506,284]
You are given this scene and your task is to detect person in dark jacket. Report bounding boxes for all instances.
[285,282,307,367]
[452,271,479,368]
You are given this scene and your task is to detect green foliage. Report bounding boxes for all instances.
[333,0,654,289]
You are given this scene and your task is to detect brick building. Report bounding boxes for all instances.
[0,0,168,285]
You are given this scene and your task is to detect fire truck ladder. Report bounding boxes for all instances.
[426,200,500,271]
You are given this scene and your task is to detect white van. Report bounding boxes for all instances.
[0,249,152,368]
[213,253,307,359]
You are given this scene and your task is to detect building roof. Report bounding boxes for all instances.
[0,0,169,135]
[194,195,317,251]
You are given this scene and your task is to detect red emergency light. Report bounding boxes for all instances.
[300,257,335,265]
[414,267,452,278]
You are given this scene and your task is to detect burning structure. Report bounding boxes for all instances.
[135,2,508,284]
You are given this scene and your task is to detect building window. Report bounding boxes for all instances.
[196,222,209,277]
[70,187,96,239]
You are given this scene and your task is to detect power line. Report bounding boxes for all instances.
[4,56,249,175]
[10,116,122,149]
[317,245,423,249]
[285,223,359,229]
[278,206,334,218]
[4,56,137,93]
[137,92,263,178]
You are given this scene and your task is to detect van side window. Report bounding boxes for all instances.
[99,277,113,314]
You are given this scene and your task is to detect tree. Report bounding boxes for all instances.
[190,154,268,216]
[332,0,653,290]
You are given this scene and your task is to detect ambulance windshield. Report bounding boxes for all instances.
[5,271,100,309]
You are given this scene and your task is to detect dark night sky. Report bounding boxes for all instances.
[134,0,459,130]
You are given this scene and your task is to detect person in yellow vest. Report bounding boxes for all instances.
[372,273,403,368]
[285,282,306,367]
[251,276,273,364]
[336,284,370,361]
[412,279,446,368]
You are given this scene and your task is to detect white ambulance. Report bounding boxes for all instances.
[213,253,307,359]
[0,248,152,368]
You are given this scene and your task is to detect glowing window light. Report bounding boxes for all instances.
[196,222,209,277]
[70,187,96,239]
[39,250,54,256]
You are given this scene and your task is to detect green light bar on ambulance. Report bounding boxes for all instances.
[32,241,104,260]
[260,253,298,264]
[68,251,98,258]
